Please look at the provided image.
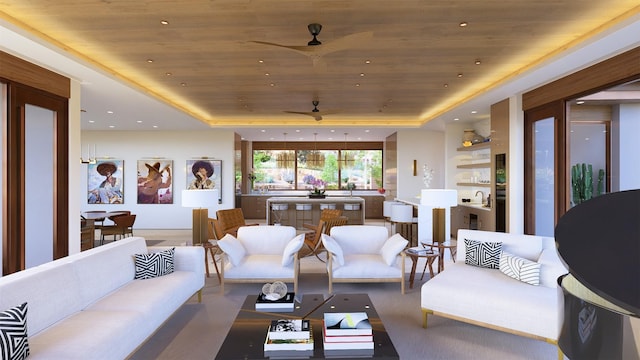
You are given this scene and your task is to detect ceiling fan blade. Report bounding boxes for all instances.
[283,111,324,121]
[250,41,312,54]
[314,31,373,56]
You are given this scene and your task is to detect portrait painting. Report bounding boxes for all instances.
[186,159,222,203]
[87,160,124,204]
[137,160,173,204]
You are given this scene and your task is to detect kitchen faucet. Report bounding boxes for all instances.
[475,190,485,202]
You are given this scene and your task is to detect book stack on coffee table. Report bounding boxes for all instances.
[255,292,295,312]
[264,319,313,357]
[323,312,374,356]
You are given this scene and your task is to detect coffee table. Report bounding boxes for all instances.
[215,293,399,359]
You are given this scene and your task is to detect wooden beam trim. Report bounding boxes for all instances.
[0,51,70,98]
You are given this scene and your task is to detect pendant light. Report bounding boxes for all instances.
[276,132,295,168]
[307,132,325,169]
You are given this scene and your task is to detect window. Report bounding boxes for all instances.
[251,147,382,191]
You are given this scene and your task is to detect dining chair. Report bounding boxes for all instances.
[100,214,136,244]
[204,218,222,282]
[215,208,259,238]
[302,216,348,262]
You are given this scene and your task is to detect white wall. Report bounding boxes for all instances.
[80,129,235,229]
[395,130,446,199]
[612,104,640,191]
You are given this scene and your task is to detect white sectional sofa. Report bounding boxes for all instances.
[0,237,204,360]
[421,229,568,358]
[217,225,304,294]
[321,225,408,294]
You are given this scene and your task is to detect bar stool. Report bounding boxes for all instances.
[295,203,312,230]
[320,203,336,210]
[383,200,402,228]
[271,203,288,225]
[343,203,361,224]
[390,204,418,247]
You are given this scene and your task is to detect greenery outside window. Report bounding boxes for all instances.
[252,148,382,191]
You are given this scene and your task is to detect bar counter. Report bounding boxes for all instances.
[265,196,365,228]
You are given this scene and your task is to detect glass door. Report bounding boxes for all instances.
[524,101,566,236]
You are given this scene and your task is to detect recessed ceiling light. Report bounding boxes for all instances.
[146,59,154,63]
[261,129,266,133]
[355,83,360,87]
[459,22,468,27]
[576,100,585,105]
[165,72,172,76]
[107,110,113,114]
[258,59,264,63]
[265,73,270,76]
[136,120,142,123]
[365,129,370,133]
[365,60,371,64]
[88,120,95,123]
[475,59,481,65]
[328,137,333,140]
[457,73,463,78]
[360,73,365,77]
[454,118,459,121]
[181,82,187,86]
[153,125,158,128]
[108,125,115,128]
[270,83,275,87]
[295,129,300,132]
[330,130,335,133]
[443,83,448,88]
[471,110,477,114]
[160,20,169,25]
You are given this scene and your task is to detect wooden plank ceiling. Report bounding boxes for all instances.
[0,0,638,129]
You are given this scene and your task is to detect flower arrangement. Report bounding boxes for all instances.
[423,164,434,188]
[305,175,327,197]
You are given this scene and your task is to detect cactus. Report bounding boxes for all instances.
[571,163,594,206]
[597,169,605,196]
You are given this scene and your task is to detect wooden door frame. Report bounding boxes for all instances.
[3,82,69,274]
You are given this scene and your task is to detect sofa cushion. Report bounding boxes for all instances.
[134,247,175,279]
[223,255,295,279]
[456,230,543,262]
[332,255,403,278]
[537,239,569,288]
[0,302,29,360]
[218,234,247,266]
[282,234,304,266]
[329,226,389,255]
[464,238,502,269]
[379,234,408,266]
[237,226,296,255]
[499,251,541,285]
[321,234,345,266]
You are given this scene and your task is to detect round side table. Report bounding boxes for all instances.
[404,248,440,289]
[422,239,457,272]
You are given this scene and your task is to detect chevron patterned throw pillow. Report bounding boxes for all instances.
[134,247,175,279]
[0,302,29,360]
[464,238,502,269]
[499,251,541,285]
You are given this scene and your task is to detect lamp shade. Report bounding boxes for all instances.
[390,204,413,223]
[182,189,218,208]
[420,189,457,207]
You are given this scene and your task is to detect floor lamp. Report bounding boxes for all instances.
[421,189,457,243]
[182,189,218,246]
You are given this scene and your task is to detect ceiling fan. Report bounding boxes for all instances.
[284,100,340,121]
[251,23,373,68]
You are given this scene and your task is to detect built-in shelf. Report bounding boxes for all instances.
[457,162,491,169]
[456,182,491,187]
[457,142,491,151]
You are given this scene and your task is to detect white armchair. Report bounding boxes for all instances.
[321,225,408,294]
[217,225,304,294]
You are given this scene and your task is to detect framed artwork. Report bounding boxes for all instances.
[87,160,124,204]
[186,159,222,203]
[137,160,173,204]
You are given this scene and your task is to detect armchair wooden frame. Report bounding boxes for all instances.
[302,216,348,261]
[219,252,300,295]
[215,208,259,238]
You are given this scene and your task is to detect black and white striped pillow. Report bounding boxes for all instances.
[134,247,175,279]
[0,302,29,360]
[464,238,502,269]
[499,251,541,285]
